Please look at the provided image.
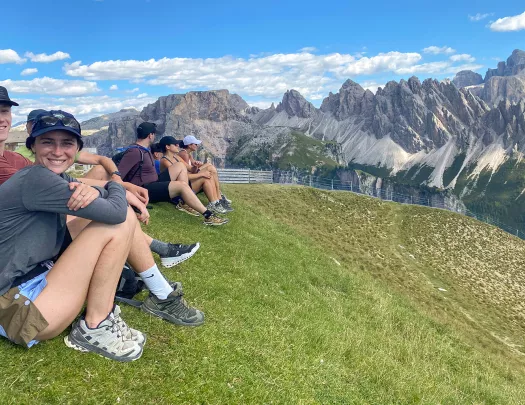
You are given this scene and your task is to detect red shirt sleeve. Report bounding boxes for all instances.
[0,151,33,186]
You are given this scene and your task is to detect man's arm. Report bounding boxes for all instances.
[76,151,122,183]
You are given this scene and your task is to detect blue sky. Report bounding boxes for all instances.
[1,0,524,123]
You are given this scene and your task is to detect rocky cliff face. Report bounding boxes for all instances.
[452,70,484,88]
[84,90,254,161]
[452,49,525,107]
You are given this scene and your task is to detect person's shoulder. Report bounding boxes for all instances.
[5,150,30,162]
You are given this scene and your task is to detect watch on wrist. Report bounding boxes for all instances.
[111,171,122,177]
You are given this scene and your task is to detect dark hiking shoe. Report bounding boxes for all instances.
[220,199,234,212]
[221,193,232,204]
[160,243,200,268]
[141,282,205,326]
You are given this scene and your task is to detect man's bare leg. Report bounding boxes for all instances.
[82,165,108,181]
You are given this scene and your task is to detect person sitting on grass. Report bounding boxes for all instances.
[0,102,204,361]
[0,105,197,268]
[117,122,228,226]
[159,136,229,214]
[0,105,144,361]
[179,135,233,211]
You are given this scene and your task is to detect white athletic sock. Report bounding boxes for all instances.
[138,265,174,300]
[211,200,219,204]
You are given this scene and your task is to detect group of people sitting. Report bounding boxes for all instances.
[0,86,232,362]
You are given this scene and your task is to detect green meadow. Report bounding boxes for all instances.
[2,184,525,404]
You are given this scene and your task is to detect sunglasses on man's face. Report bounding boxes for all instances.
[34,112,81,132]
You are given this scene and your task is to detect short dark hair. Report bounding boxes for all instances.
[137,122,157,139]
[150,143,162,154]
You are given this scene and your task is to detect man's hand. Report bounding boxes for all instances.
[194,160,203,167]
[126,191,150,224]
[199,171,212,179]
[123,182,149,205]
[68,182,99,211]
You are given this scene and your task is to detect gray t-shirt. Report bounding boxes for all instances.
[0,165,128,296]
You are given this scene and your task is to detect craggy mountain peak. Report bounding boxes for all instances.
[320,79,372,120]
[485,49,525,81]
[276,89,318,118]
[452,70,484,88]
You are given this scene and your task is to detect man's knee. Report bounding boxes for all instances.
[83,165,109,181]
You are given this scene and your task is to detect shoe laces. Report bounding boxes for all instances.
[163,283,193,316]
[111,311,138,341]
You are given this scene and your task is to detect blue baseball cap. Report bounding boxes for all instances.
[27,109,48,122]
[30,110,82,139]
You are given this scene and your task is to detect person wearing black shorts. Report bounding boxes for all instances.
[117,123,228,226]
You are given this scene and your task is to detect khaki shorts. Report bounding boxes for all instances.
[0,282,49,348]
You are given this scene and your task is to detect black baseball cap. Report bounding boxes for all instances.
[0,86,19,107]
[137,122,157,139]
[159,136,181,151]
[27,109,48,122]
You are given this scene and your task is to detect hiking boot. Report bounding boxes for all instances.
[141,282,205,326]
[113,304,146,345]
[207,201,228,214]
[160,242,200,268]
[64,311,143,362]
[221,193,232,204]
[220,199,234,212]
[176,202,201,217]
[203,214,229,226]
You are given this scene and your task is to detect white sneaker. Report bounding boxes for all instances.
[64,310,143,362]
[113,305,146,345]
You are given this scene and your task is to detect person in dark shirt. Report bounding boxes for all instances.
[118,122,229,226]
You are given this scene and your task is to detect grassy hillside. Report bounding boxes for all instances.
[2,185,525,404]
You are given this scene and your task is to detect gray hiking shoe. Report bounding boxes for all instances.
[141,282,205,326]
[113,304,146,345]
[64,311,144,362]
[207,201,228,214]
[160,242,200,268]
[203,214,229,226]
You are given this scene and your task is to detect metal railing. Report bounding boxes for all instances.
[217,168,273,184]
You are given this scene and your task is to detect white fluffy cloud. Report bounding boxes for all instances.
[10,94,155,124]
[0,49,26,64]
[25,51,71,63]
[109,84,118,90]
[468,13,493,21]
[423,46,456,55]
[450,54,476,63]
[359,81,385,93]
[63,51,424,99]
[0,77,100,96]
[21,68,38,76]
[490,11,525,32]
